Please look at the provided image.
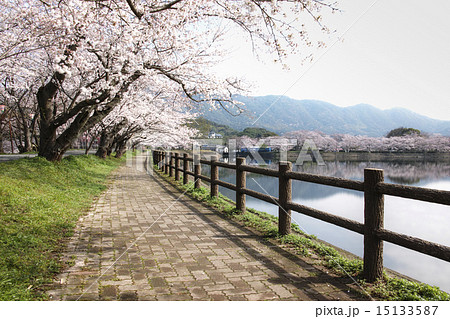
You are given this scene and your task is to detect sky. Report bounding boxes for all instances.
[214,0,450,121]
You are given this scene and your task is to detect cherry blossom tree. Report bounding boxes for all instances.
[282,131,450,153]
[94,87,198,158]
[1,0,336,160]
[0,83,39,153]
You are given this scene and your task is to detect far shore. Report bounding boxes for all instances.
[285,151,450,163]
[156,149,450,163]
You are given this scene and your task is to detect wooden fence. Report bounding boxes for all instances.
[152,150,450,282]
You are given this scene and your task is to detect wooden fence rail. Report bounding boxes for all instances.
[151,150,450,282]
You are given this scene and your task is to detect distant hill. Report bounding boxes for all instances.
[186,117,239,138]
[237,127,277,138]
[187,117,277,139]
[198,95,450,137]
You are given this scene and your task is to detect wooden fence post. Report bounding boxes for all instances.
[210,155,219,198]
[278,161,292,235]
[363,168,384,282]
[164,152,169,174]
[194,154,201,189]
[236,157,246,213]
[160,152,164,171]
[156,151,159,168]
[183,153,189,185]
[174,153,180,181]
[169,152,174,177]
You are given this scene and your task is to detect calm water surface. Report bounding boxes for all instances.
[205,160,450,292]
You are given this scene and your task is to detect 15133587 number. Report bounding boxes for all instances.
[377,306,438,316]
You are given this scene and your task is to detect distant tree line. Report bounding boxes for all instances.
[233,128,450,153]
[386,127,421,138]
[188,117,277,139]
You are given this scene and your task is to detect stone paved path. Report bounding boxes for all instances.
[47,155,366,301]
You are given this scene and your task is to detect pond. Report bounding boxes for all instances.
[201,158,450,292]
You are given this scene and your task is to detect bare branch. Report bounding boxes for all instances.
[125,0,144,19]
[148,0,184,14]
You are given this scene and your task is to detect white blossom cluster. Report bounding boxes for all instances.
[0,0,334,153]
[281,130,450,152]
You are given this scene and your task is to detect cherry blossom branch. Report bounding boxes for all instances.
[125,0,144,19]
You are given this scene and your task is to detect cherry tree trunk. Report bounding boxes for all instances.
[38,125,61,161]
[85,135,96,155]
[37,69,66,161]
[115,142,127,159]
[20,128,33,153]
[95,130,114,159]
[0,121,4,154]
[112,133,129,159]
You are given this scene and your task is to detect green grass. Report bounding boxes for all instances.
[154,165,450,301]
[0,155,124,300]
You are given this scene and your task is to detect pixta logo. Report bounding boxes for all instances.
[295,139,325,166]
[188,137,324,166]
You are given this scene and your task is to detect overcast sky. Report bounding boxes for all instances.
[215,0,450,121]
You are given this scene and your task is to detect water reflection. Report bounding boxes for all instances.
[293,161,450,184]
[221,156,450,183]
[213,160,450,292]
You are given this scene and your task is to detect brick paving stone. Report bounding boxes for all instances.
[138,295,157,301]
[77,293,100,301]
[223,287,255,296]
[228,295,248,301]
[150,277,168,288]
[114,278,133,285]
[228,278,253,290]
[245,292,279,301]
[208,292,228,301]
[119,291,138,301]
[100,286,118,300]
[165,275,195,282]
[118,284,139,291]
[47,156,367,301]
[63,295,81,301]
[203,283,234,292]
[100,280,121,286]
[156,294,191,301]
[132,273,147,281]
[188,287,208,299]
[269,285,294,299]
[205,273,228,284]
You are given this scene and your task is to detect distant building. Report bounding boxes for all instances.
[200,145,229,153]
[239,147,272,153]
[200,145,217,151]
[216,145,229,154]
[208,130,223,139]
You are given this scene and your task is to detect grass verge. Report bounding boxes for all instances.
[0,155,123,300]
[153,165,450,301]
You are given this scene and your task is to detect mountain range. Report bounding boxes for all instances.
[199,95,450,137]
